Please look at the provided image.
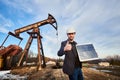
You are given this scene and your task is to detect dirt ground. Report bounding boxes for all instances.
[83,68,120,80]
[11,65,120,80]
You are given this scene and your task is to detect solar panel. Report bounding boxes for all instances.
[76,44,99,62]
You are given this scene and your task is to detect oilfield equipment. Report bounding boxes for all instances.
[0,14,58,70]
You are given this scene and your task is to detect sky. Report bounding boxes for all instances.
[0,0,120,59]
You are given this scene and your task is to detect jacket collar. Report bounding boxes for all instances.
[65,39,77,44]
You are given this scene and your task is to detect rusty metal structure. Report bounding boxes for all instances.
[0,14,57,70]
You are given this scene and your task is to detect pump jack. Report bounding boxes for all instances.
[0,14,57,70]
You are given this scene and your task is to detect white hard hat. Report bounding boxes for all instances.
[66,27,76,33]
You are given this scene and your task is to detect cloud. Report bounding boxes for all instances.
[0,14,14,33]
[57,0,120,58]
[1,0,33,13]
[0,27,9,33]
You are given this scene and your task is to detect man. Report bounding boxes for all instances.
[57,28,84,80]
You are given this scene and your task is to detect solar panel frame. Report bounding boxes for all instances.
[76,44,99,62]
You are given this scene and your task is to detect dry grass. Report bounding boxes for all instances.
[11,65,120,80]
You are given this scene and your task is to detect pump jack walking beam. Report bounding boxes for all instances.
[14,14,57,37]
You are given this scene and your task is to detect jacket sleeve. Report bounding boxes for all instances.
[57,42,66,56]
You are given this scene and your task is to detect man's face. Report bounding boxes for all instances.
[67,33,75,41]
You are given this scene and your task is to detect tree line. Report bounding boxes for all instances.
[105,55,120,66]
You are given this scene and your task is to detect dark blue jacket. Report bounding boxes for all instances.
[57,40,82,75]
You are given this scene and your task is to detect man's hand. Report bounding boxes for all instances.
[64,41,72,51]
